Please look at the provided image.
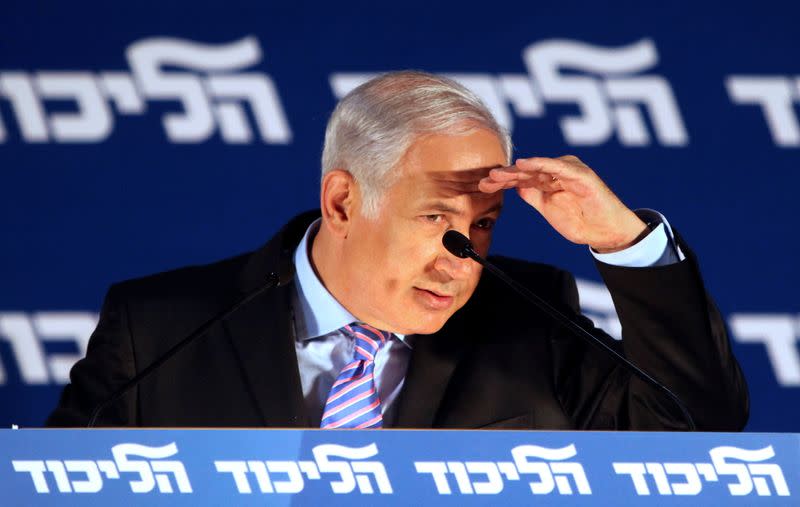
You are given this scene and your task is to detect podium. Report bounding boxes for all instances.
[3,429,798,505]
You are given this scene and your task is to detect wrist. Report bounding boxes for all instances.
[591,218,651,254]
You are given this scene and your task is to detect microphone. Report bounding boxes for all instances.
[442,230,696,431]
[87,272,282,427]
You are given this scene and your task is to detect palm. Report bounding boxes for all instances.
[479,156,646,251]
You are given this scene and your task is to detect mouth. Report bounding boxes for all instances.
[413,287,455,310]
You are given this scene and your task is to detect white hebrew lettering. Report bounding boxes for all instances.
[614,445,790,497]
[645,463,672,495]
[215,461,252,493]
[465,462,504,495]
[330,40,685,148]
[112,442,192,493]
[35,72,112,142]
[727,76,800,146]
[710,445,789,496]
[512,444,591,495]
[12,442,190,495]
[99,72,145,113]
[497,73,544,118]
[614,462,651,495]
[576,278,622,340]
[247,461,273,493]
[206,74,291,143]
[0,313,49,384]
[524,39,687,146]
[0,311,99,385]
[63,461,103,493]
[730,314,800,386]
[446,461,474,494]
[415,443,591,496]
[265,461,304,493]
[415,462,452,494]
[512,446,556,494]
[0,73,49,141]
[215,443,390,495]
[13,461,51,493]
[663,463,702,495]
[313,443,392,494]
[34,312,95,383]
[0,36,290,144]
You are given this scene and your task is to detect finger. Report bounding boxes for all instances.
[499,170,562,191]
[515,157,586,182]
[482,170,565,194]
[514,159,595,196]
[478,177,519,193]
[485,166,534,183]
[518,185,545,210]
[525,172,563,193]
[490,161,576,193]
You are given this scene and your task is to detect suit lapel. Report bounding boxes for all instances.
[393,315,468,428]
[224,283,309,427]
[393,268,501,428]
[223,211,320,427]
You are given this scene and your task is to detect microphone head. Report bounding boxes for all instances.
[442,230,474,259]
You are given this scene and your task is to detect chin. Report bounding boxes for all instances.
[401,314,451,336]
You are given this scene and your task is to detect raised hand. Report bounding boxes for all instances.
[478,155,647,253]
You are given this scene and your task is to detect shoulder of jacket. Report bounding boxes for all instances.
[106,250,254,308]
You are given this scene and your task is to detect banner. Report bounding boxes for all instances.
[4,429,799,505]
[1,0,798,431]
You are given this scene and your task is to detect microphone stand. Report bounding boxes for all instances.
[443,230,696,431]
[87,273,281,427]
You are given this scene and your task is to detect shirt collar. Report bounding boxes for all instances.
[292,219,409,346]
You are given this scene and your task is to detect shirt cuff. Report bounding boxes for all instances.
[590,209,684,267]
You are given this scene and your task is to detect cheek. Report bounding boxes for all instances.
[351,225,419,292]
[379,226,438,278]
[384,244,431,289]
[351,217,449,301]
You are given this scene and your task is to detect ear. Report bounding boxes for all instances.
[320,169,359,238]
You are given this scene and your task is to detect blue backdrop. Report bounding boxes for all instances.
[1,0,798,431]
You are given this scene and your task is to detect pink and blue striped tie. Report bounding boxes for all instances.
[320,323,391,429]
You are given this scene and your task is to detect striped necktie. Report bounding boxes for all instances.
[320,323,391,429]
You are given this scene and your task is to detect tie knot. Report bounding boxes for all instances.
[343,323,391,361]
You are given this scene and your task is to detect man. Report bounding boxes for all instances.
[47,71,748,430]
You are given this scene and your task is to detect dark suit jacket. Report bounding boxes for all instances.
[47,211,748,430]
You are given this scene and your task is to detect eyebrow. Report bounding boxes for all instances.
[423,201,503,216]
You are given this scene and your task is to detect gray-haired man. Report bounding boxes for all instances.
[48,71,748,430]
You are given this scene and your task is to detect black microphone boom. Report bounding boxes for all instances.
[86,273,282,427]
[442,229,696,431]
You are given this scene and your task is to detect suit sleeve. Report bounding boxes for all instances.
[552,235,749,431]
[45,284,138,427]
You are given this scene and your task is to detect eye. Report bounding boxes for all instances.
[422,214,445,224]
[473,217,496,231]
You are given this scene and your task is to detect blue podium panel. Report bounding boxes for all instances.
[2,429,798,506]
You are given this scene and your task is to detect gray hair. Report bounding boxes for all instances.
[321,71,512,217]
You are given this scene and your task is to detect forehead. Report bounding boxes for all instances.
[402,128,507,174]
[393,129,507,205]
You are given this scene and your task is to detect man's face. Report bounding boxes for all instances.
[340,128,506,335]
